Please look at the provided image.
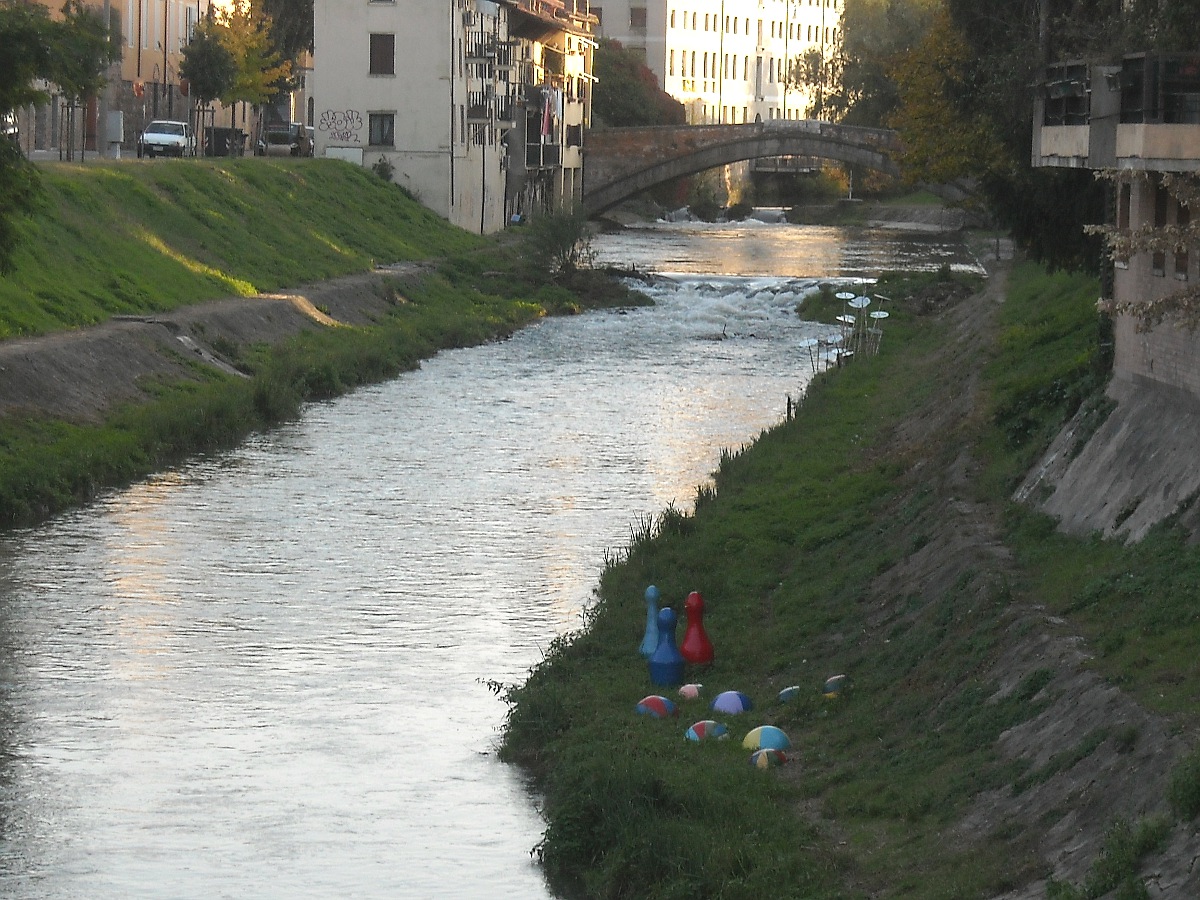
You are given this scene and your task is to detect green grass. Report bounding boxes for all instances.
[500,258,1200,897]
[0,158,482,339]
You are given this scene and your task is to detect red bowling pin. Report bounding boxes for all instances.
[680,590,714,666]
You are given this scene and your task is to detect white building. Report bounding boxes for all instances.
[313,0,596,234]
[591,0,840,123]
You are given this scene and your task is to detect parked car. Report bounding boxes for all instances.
[256,122,310,157]
[138,120,196,158]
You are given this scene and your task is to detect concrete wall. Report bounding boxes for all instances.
[1111,175,1200,397]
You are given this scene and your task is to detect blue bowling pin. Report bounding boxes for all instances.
[648,607,685,686]
[639,585,660,659]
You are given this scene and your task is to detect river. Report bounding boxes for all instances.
[0,219,983,898]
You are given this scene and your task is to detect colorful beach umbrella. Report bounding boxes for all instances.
[711,690,753,714]
[750,748,789,768]
[777,685,801,703]
[824,674,847,699]
[635,695,678,718]
[678,683,703,700]
[742,725,792,751]
[685,720,728,742]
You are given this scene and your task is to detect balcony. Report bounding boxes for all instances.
[1033,54,1200,172]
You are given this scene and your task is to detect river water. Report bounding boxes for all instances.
[0,220,982,898]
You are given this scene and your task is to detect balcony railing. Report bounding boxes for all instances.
[1119,53,1200,124]
[1043,61,1090,126]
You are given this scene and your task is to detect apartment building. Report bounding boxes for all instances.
[314,0,596,234]
[590,0,840,123]
[1033,54,1200,398]
[10,0,310,158]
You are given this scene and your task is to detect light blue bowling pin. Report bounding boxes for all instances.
[639,585,660,658]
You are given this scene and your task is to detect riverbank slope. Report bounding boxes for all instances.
[0,159,642,525]
[500,249,1200,898]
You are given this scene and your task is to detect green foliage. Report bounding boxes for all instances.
[50,0,121,102]
[0,0,119,273]
[1167,748,1200,821]
[519,208,595,276]
[802,0,940,126]
[179,14,237,106]
[0,136,42,275]
[887,9,1007,185]
[1048,817,1168,900]
[370,154,395,182]
[725,200,753,221]
[213,0,290,107]
[592,39,686,127]
[981,262,1104,491]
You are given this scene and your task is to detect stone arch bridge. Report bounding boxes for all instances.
[581,121,903,216]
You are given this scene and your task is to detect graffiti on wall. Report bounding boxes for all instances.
[319,110,363,143]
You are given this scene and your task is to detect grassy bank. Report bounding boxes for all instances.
[500,262,1200,898]
[0,159,643,526]
[0,158,488,339]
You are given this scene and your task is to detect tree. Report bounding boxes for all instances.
[1,1,58,112]
[886,10,1006,185]
[261,0,313,63]
[214,0,291,109]
[790,0,939,126]
[51,0,118,103]
[0,0,119,274]
[592,40,685,127]
[179,14,237,109]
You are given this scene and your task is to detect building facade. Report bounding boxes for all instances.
[589,0,840,124]
[10,0,311,159]
[313,0,596,234]
[1033,53,1200,398]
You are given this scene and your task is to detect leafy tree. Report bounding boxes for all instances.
[791,0,939,126]
[50,0,119,104]
[592,39,685,127]
[261,0,313,63]
[214,0,291,108]
[886,9,1006,185]
[937,0,1106,270]
[179,14,237,109]
[1,1,59,112]
[0,0,118,274]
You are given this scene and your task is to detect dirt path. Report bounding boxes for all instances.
[0,266,423,424]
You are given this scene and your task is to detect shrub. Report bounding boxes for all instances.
[1168,748,1200,821]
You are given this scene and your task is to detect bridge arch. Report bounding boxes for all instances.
[582,122,903,217]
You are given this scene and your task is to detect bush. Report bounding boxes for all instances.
[521,208,595,276]
[1168,748,1200,820]
[371,155,395,182]
[726,200,754,221]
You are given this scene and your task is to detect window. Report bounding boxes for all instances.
[630,6,647,28]
[369,33,395,75]
[369,113,395,146]
[669,49,675,76]
[669,9,674,27]
[1153,181,1169,276]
